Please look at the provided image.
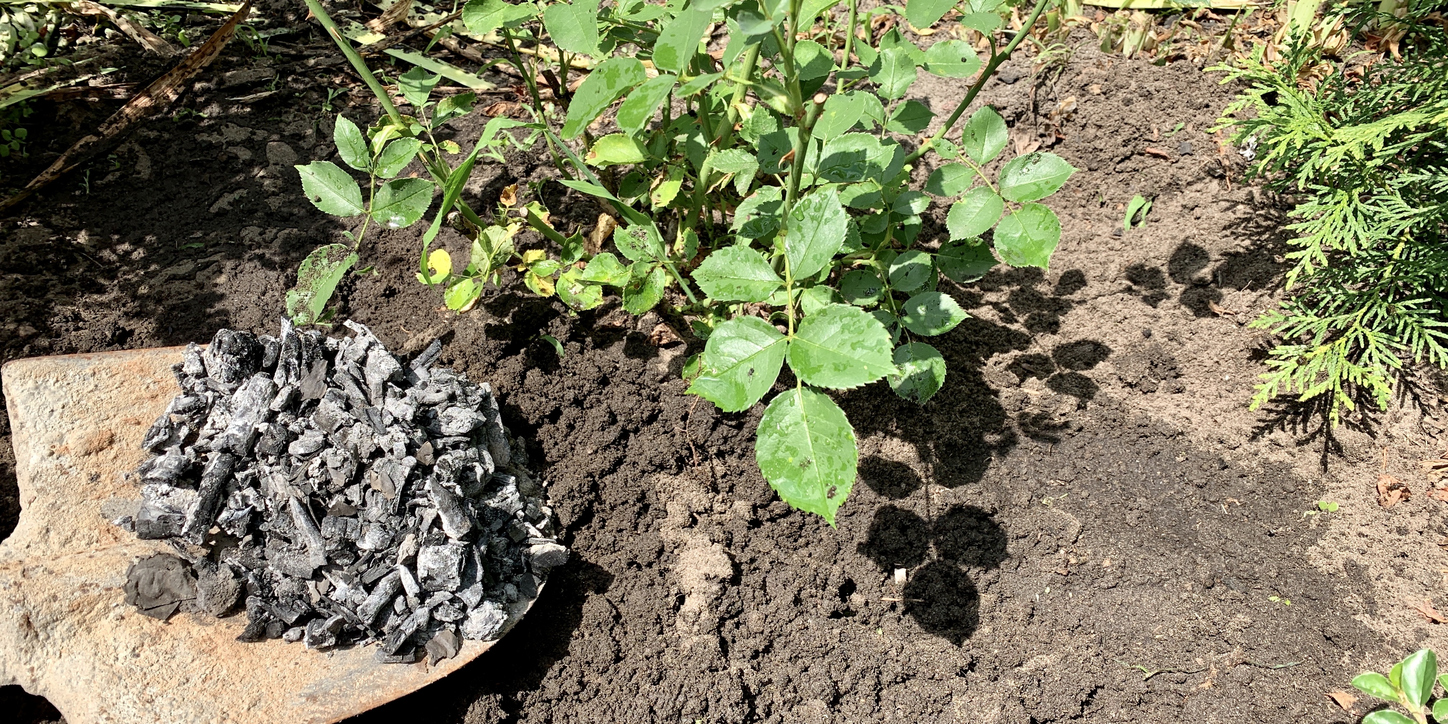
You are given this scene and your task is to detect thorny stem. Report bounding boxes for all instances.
[301,0,402,126]
[904,0,1052,165]
[785,94,825,209]
[839,0,859,78]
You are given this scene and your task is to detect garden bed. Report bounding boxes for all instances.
[4,18,1448,723]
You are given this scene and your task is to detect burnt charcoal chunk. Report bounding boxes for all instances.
[426,478,472,540]
[304,615,345,650]
[424,628,462,665]
[410,340,442,371]
[181,451,238,544]
[417,543,466,592]
[124,554,197,621]
[298,359,329,401]
[195,562,244,616]
[142,414,178,452]
[205,330,262,386]
[288,429,326,457]
[526,542,569,572]
[218,374,277,455]
[461,601,506,640]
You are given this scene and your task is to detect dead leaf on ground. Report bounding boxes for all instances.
[366,0,414,33]
[1143,147,1172,159]
[499,184,518,207]
[1324,690,1357,711]
[1010,129,1041,155]
[586,213,617,256]
[1378,474,1411,508]
[482,101,526,118]
[1413,599,1448,624]
[648,323,683,347]
[1430,488,1448,502]
[1208,300,1235,316]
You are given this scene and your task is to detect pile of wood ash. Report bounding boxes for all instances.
[115,320,565,664]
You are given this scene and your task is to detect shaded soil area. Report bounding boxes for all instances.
[4,21,1443,724]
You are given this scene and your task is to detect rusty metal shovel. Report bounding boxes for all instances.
[0,348,532,724]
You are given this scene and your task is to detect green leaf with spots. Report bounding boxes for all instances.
[563,57,648,138]
[783,187,848,279]
[687,315,787,412]
[960,106,1008,163]
[816,92,866,140]
[333,115,369,171]
[799,286,844,317]
[887,100,934,134]
[614,223,666,262]
[557,267,605,309]
[654,2,713,74]
[586,134,648,166]
[543,0,600,56]
[888,249,933,292]
[755,386,857,524]
[462,0,536,36]
[840,269,884,307]
[692,245,783,302]
[937,240,996,283]
[900,291,968,336]
[296,161,364,217]
[998,152,1076,202]
[923,40,981,78]
[889,342,946,403]
[787,304,896,389]
[371,178,434,229]
[993,203,1061,269]
[622,263,667,314]
[616,74,676,132]
[375,138,424,179]
[580,251,632,286]
[947,186,1004,239]
[872,46,917,101]
[286,243,359,325]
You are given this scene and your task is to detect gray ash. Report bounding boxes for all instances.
[116,320,564,664]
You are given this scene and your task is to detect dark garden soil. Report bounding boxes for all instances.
[5,18,1448,723]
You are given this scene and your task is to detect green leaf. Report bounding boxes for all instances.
[816,92,866,140]
[285,243,359,325]
[614,223,666,262]
[889,342,946,404]
[708,148,760,195]
[755,387,857,525]
[693,245,782,302]
[947,186,1003,239]
[734,186,784,240]
[1351,672,1399,701]
[816,133,890,184]
[677,71,723,97]
[375,138,424,179]
[1124,193,1152,229]
[800,286,844,317]
[923,39,981,78]
[937,240,996,283]
[399,68,440,109]
[1402,650,1438,707]
[888,250,933,292]
[333,115,369,171]
[654,3,712,74]
[616,74,676,132]
[960,106,1008,163]
[296,161,364,217]
[371,178,434,229]
[840,269,884,307]
[1362,712,1415,724]
[1433,698,1448,723]
[893,191,930,216]
[543,0,600,56]
[993,203,1061,269]
[563,57,648,138]
[688,316,787,412]
[887,100,934,135]
[925,163,976,197]
[998,152,1077,202]
[559,267,605,309]
[462,0,536,35]
[433,93,475,126]
[586,134,647,166]
[795,40,834,82]
[839,180,883,209]
[900,291,968,336]
[872,46,918,101]
[443,277,480,311]
[784,187,848,279]
[580,251,632,285]
[958,10,1000,33]
[905,0,956,29]
[622,263,667,314]
[788,304,896,389]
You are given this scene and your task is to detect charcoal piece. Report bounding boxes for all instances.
[205,329,261,386]
[269,384,297,413]
[321,515,361,542]
[142,414,177,452]
[181,451,238,544]
[216,488,258,538]
[360,406,386,434]
[526,542,569,572]
[410,340,442,371]
[180,342,207,378]
[379,608,427,655]
[357,522,393,551]
[218,374,276,455]
[415,442,435,466]
[298,359,329,401]
[417,543,466,592]
[167,394,205,416]
[461,601,506,641]
[436,408,482,437]
[283,626,305,643]
[141,446,190,486]
[359,571,403,626]
[364,346,402,401]
[266,542,320,579]
[313,398,349,435]
[288,496,329,569]
[194,562,243,616]
[424,628,462,665]
[426,478,472,540]
[288,429,326,457]
[237,612,275,643]
[396,534,419,565]
[374,648,421,664]
[264,597,311,626]
[124,553,197,621]
[432,602,465,623]
[304,615,345,650]
[254,423,290,457]
[458,584,484,609]
[483,414,512,471]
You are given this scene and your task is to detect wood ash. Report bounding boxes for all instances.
[115,320,565,664]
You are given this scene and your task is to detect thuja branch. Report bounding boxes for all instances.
[904,0,1052,165]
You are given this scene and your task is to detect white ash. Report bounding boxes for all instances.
[116,319,565,664]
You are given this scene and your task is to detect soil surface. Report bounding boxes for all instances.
[5,16,1448,724]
